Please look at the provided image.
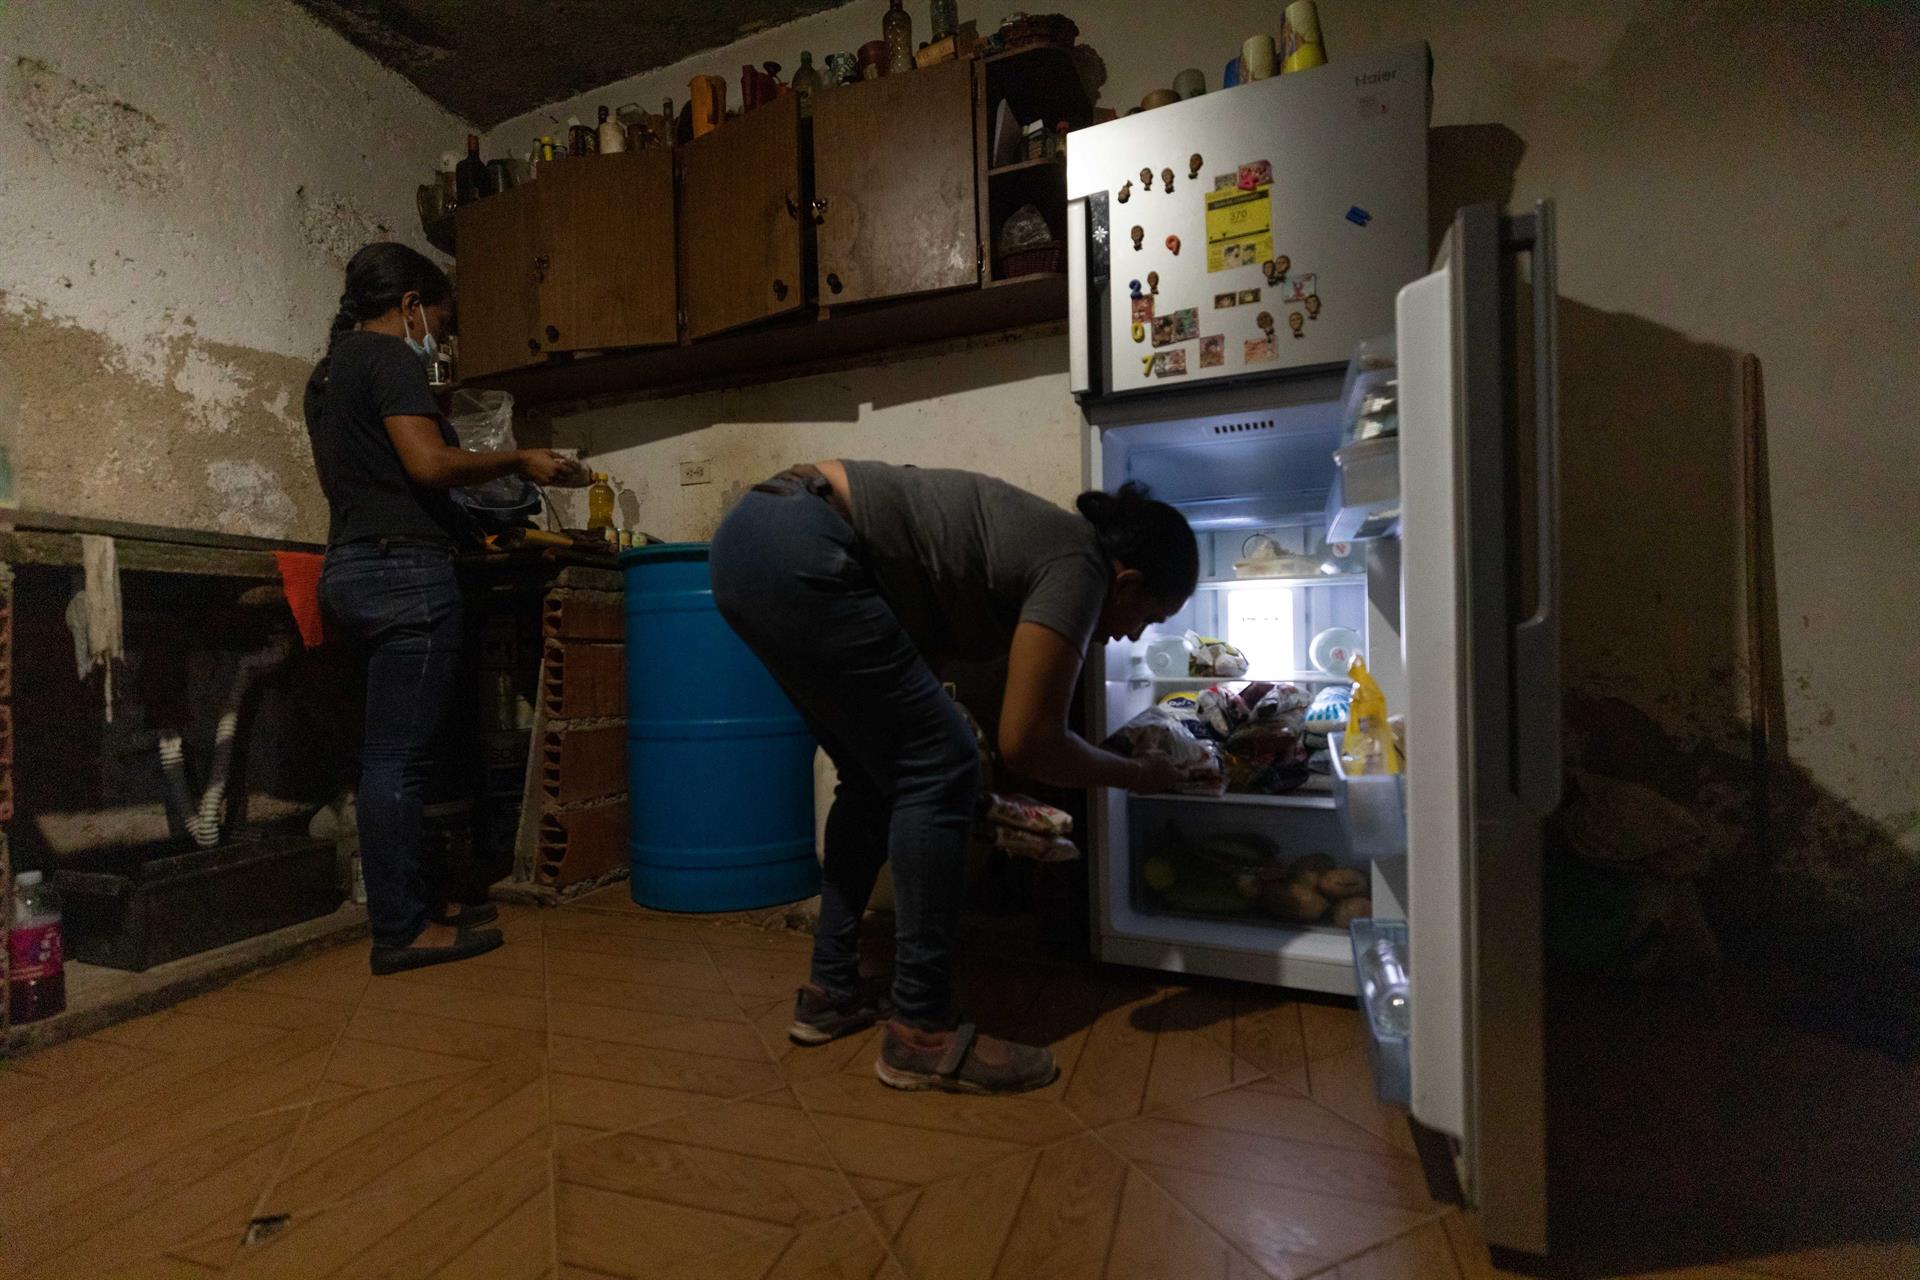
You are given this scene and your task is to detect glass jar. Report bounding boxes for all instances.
[930,0,958,42]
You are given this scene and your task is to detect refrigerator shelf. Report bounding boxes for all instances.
[1192,574,1365,590]
[1326,435,1402,542]
[1132,790,1334,812]
[1114,671,1347,687]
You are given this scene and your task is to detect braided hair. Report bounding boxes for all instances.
[312,242,452,388]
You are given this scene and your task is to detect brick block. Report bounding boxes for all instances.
[542,591,623,642]
[539,725,626,806]
[536,801,629,889]
[541,641,626,721]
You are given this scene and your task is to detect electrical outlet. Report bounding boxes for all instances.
[679,459,712,486]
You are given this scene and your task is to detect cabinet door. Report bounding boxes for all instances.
[536,151,678,353]
[678,95,808,340]
[454,183,541,379]
[812,57,981,307]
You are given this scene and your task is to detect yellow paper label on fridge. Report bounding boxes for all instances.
[1206,183,1272,273]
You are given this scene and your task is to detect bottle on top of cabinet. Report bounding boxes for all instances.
[455,133,492,204]
[8,871,66,1025]
[882,0,913,76]
[587,473,615,534]
[791,51,823,113]
[597,104,626,154]
[566,115,597,157]
[930,0,959,42]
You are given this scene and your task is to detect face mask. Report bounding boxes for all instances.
[403,302,439,366]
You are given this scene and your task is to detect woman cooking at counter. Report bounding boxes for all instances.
[711,461,1198,1094]
[304,243,589,975]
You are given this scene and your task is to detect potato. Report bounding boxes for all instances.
[1284,852,1337,884]
[1317,868,1369,900]
[1261,880,1328,922]
[1331,896,1373,927]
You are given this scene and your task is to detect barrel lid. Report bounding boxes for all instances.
[619,541,711,566]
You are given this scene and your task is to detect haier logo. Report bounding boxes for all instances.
[1354,68,1397,86]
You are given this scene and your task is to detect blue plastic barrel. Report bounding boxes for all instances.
[620,543,820,911]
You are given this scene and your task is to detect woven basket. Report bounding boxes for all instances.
[996,241,1066,279]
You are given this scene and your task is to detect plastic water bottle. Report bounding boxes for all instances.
[8,871,67,1024]
[1360,935,1410,1038]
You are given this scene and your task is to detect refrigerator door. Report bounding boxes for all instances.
[1398,201,1561,1256]
[1066,43,1429,398]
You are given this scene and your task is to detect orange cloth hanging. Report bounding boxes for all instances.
[274,551,327,648]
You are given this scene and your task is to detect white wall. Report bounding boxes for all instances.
[492,1,1917,923]
[0,0,468,538]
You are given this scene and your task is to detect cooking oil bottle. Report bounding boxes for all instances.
[586,472,615,535]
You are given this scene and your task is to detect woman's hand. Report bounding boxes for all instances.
[1128,754,1187,795]
[519,449,591,487]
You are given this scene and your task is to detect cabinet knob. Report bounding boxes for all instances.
[810,197,828,224]
[545,325,560,342]
[772,279,789,300]
[826,272,843,295]
[528,338,541,353]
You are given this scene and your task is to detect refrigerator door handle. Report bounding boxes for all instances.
[1503,201,1562,816]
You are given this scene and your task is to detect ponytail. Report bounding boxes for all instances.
[1076,481,1199,601]
[313,242,452,388]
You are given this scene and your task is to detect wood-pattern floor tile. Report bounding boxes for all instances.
[752,1000,886,1086]
[543,913,717,965]
[548,1001,769,1062]
[1134,1161,1431,1279]
[360,973,549,1030]
[989,1135,1129,1280]
[168,985,356,1032]
[549,1033,781,1100]
[876,1148,1043,1280]
[553,970,751,1021]
[1105,1116,1436,1210]
[1103,1161,1257,1280]
[657,1209,907,1280]
[543,934,729,990]
[1299,1000,1367,1063]
[236,945,374,1005]
[384,953,548,998]
[322,1037,493,1091]
[1061,984,1254,1128]
[1162,1080,1405,1154]
[794,1070,1080,1148]
[709,948,813,1002]
[343,1005,545,1064]
[1306,1045,1418,1156]
[549,1072,734,1137]
[555,1180,787,1277]
[1336,1220,1462,1279]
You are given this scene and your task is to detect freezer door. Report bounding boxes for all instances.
[1398,201,1561,1255]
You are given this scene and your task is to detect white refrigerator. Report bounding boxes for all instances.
[1065,44,1563,1258]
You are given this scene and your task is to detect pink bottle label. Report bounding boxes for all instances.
[9,922,63,983]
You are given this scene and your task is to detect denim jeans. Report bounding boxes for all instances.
[320,542,464,948]
[710,479,979,1028]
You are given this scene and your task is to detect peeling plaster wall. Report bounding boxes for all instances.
[494,1,1917,941]
[0,1,469,539]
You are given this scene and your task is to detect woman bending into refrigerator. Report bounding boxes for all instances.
[711,461,1198,1094]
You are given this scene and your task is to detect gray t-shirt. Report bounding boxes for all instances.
[843,461,1109,660]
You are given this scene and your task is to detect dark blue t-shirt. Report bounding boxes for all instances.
[303,331,467,548]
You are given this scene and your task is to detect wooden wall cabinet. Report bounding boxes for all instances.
[811,57,983,307]
[455,153,678,379]
[677,93,809,341]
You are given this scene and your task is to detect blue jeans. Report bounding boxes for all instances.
[320,542,464,948]
[710,480,979,1028]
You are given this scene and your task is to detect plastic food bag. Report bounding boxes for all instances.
[979,792,1073,837]
[992,826,1081,863]
[1303,684,1351,736]
[996,203,1056,255]
[1103,706,1225,796]
[448,389,527,507]
[1187,632,1249,678]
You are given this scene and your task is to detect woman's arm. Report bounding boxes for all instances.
[997,622,1181,792]
[384,416,587,490]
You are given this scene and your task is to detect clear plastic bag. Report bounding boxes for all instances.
[448,389,525,507]
[996,203,1057,254]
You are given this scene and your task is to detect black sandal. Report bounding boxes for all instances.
[370,926,504,975]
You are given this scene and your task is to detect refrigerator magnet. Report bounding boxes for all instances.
[1306,295,1321,320]
[1152,349,1188,377]
[1140,167,1154,191]
[1244,337,1277,365]
[1345,205,1372,226]
[1130,225,1144,251]
[1189,153,1204,179]
[1142,353,1156,375]
[1118,180,1132,204]
[1213,173,1238,191]
[1205,183,1272,273]
[1289,311,1306,338]
[1161,167,1175,194]
[1256,310,1276,338]
[1237,159,1273,190]
[1213,291,1238,309]
[1165,234,1181,255]
[1199,335,1226,368]
[1131,322,1146,343]
[1131,295,1154,322]
[1147,271,1160,294]
[1237,287,1261,304]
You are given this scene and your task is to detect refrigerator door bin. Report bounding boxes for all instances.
[1329,731,1409,858]
[1349,916,1412,1105]
[1326,436,1401,541]
[1126,793,1363,930]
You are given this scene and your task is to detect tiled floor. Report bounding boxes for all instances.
[0,889,1899,1280]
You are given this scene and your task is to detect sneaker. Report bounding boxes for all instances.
[875,1020,1058,1094]
[788,981,888,1046]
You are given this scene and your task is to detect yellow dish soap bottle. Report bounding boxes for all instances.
[586,472,615,536]
[1341,655,1402,776]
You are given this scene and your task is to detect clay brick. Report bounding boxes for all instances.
[541,640,626,721]
[536,801,629,889]
[539,725,626,805]
[542,591,623,642]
